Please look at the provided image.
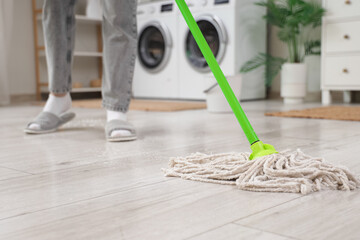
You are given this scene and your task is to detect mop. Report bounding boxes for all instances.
[162,0,360,194]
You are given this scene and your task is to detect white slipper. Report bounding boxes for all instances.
[105,119,137,142]
[24,111,75,134]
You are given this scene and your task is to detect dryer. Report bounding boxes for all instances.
[133,1,179,99]
[178,0,267,100]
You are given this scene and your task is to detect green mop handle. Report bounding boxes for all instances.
[175,0,259,145]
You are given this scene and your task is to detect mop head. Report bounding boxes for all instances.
[162,150,360,194]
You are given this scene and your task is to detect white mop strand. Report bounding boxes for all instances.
[162,150,360,194]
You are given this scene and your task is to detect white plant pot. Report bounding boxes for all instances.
[204,75,242,113]
[86,0,103,20]
[281,63,307,104]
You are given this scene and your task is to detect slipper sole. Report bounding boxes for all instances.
[107,136,137,142]
[24,128,58,134]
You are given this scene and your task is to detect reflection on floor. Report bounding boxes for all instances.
[0,100,359,240]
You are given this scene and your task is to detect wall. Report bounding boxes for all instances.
[8,0,36,96]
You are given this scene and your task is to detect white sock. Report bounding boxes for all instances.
[28,93,72,130]
[43,93,72,115]
[107,110,132,137]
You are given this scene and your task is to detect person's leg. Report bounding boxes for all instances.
[44,0,77,95]
[102,0,137,139]
[29,0,77,130]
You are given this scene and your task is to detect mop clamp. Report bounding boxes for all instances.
[249,141,278,160]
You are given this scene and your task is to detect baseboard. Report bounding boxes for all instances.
[268,91,281,100]
[10,94,37,104]
[305,92,321,102]
[269,91,322,103]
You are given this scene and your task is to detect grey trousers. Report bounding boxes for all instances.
[43,0,137,112]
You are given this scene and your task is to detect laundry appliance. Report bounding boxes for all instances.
[133,1,180,99]
[177,0,267,100]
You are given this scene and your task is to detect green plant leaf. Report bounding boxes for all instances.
[255,0,325,63]
[301,1,326,28]
[304,40,321,55]
[266,54,287,87]
[240,53,267,73]
[240,53,287,88]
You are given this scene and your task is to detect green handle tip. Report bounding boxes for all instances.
[249,141,278,160]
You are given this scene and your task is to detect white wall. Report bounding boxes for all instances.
[8,0,36,95]
[268,26,285,94]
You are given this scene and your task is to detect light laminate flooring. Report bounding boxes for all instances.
[0,100,359,240]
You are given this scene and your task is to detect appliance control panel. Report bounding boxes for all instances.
[214,0,230,5]
[161,3,173,12]
[186,0,230,8]
[186,0,208,8]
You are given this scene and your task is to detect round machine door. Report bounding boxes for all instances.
[138,21,172,73]
[185,15,227,72]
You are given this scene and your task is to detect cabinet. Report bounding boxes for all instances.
[321,0,360,104]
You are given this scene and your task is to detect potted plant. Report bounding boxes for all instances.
[240,0,325,104]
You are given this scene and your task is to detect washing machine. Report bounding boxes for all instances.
[178,0,267,100]
[133,1,179,99]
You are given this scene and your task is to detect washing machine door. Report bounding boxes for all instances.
[138,21,172,73]
[185,14,227,72]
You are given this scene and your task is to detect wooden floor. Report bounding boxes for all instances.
[0,100,359,240]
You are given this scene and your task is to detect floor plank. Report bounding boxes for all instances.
[235,191,360,240]
[188,223,293,240]
[0,167,30,181]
